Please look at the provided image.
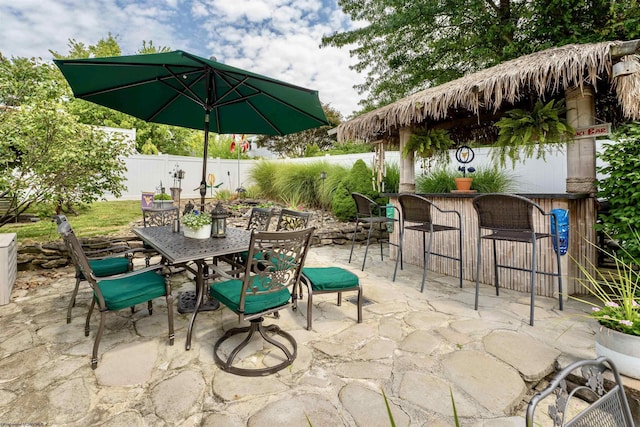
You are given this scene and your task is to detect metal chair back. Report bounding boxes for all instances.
[143,207,179,227]
[276,208,311,231]
[526,356,635,426]
[247,207,273,231]
[473,193,538,232]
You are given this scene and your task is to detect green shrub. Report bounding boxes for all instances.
[332,159,384,221]
[249,161,279,200]
[597,123,640,260]
[154,192,172,200]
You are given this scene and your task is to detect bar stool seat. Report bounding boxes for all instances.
[299,267,362,331]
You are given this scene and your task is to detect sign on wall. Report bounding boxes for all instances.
[574,123,611,140]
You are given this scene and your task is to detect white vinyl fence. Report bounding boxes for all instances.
[107,141,612,201]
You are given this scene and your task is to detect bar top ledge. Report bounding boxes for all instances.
[383,192,591,200]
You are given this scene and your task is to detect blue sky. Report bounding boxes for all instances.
[0,0,365,118]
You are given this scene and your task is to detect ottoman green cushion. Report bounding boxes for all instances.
[302,267,359,290]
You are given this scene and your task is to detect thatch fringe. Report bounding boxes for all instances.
[338,41,640,142]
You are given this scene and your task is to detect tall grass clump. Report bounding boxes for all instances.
[248,161,280,200]
[383,162,400,193]
[248,161,348,209]
[416,166,514,193]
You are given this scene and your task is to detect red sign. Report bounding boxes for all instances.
[574,123,611,139]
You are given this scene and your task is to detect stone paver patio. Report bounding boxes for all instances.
[1,244,635,426]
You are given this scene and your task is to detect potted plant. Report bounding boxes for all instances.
[572,230,640,379]
[153,192,174,208]
[492,99,574,167]
[181,210,212,239]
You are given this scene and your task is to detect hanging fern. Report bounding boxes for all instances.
[493,99,575,167]
[402,128,454,164]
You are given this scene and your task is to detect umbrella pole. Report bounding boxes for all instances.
[200,112,210,212]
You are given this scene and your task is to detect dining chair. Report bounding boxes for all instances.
[210,227,314,376]
[392,194,462,291]
[53,215,140,324]
[275,208,312,231]
[349,192,400,270]
[142,206,179,265]
[247,207,273,231]
[298,267,362,331]
[57,220,174,369]
[472,193,563,326]
[526,356,635,426]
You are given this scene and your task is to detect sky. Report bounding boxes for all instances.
[0,0,365,119]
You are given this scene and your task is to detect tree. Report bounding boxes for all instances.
[254,104,343,157]
[0,55,131,225]
[324,0,640,112]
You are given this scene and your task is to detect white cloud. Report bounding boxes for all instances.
[0,0,365,117]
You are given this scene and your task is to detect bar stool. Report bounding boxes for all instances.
[392,194,462,291]
[473,193,563,326]
[349,192,399,270]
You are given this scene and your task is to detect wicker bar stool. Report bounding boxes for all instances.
[349,192,400,270]
[473,193,563,326]
[392,194,462,291]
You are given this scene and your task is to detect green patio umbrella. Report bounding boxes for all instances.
[54,50,329,209]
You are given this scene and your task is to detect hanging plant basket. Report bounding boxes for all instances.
[493,99,575,167]
[402,128,454,164]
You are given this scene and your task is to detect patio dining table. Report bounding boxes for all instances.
[132,226,252,350]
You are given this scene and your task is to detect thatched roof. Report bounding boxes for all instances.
[338,40,640,142]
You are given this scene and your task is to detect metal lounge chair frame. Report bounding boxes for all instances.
[526,356,635,426]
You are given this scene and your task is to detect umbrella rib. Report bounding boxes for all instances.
[213,71,328,129]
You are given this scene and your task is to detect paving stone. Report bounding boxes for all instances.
[248,393,343,427]
[152,370,205,424]
[404,310,451,329]
[354,337,396,359]
[443,350,526,415]
[95,340,158,386]
[484,330,560,382]
[398,372,487,418]
[399,330,442,354]
[334,361,392,379]
[379,316,405,341]
[0,328,34,356]
[212,371,288,402]
[340,382,411,426]
[101,410,146,427]
[49,377,91,424]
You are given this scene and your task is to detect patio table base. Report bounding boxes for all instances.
[177,291,220,313]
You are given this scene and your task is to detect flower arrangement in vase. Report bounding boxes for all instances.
[572,229,640,378]
[181,210,212,239]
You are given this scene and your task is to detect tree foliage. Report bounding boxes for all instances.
[254,104,342,157]
[324,0,640,112]
[597,122,640,260]
[0,53,131,225]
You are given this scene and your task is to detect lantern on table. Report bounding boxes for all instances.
[211,202,228,238]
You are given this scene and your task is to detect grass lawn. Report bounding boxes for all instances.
[2,200,143,243]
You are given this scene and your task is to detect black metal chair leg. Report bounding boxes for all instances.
[529,237,537,326]
[348,220,359,264]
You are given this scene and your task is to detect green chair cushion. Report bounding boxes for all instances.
[210,277,291,315]
[302,267,359,291]
[81,257,130,280]
[97,271,167,311]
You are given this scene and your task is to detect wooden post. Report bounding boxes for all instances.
[399,127,415,192]
[565,86,596,194]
